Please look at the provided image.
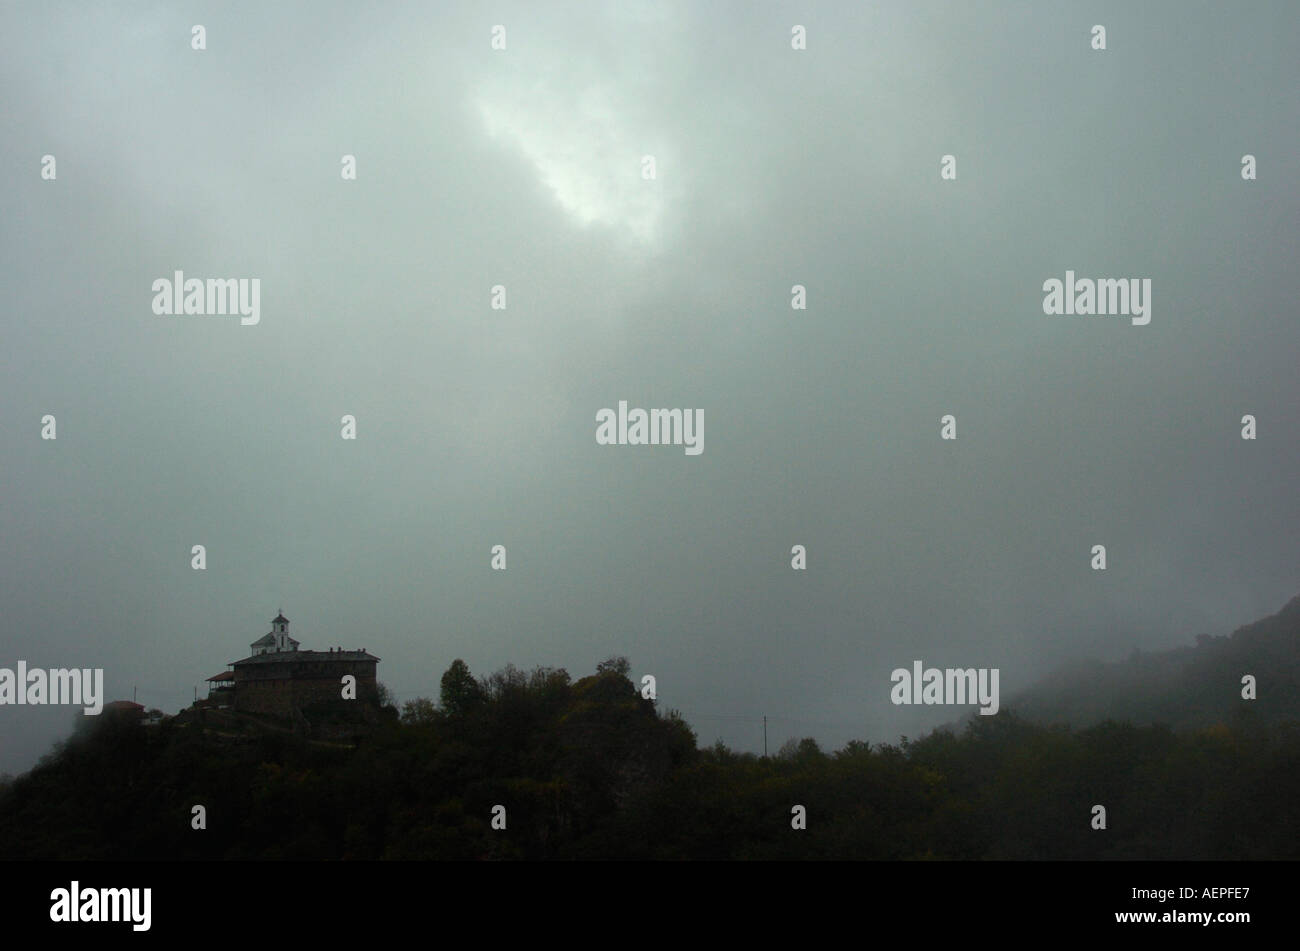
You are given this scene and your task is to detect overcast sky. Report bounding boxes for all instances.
[2,0,1297,775]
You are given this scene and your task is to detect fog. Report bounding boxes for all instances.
[2,0,1296,775]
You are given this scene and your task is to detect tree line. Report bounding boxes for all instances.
[0,655,1296,860]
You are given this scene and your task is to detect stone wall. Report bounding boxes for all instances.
[234,658,378,717]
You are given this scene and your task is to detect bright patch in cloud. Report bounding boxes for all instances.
[476,82,666,247]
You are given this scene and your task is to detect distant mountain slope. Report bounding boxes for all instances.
[1008,594,1300,730]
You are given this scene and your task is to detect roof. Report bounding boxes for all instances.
[103,700,144,714]
[206,671,235,682]
[232,649,380,667]
[273,613,289,624]
[250,632,277,646]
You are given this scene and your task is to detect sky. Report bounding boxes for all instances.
[1,0,1297,775]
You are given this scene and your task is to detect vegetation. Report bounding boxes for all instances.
[1,645,1298,860]
[1006,595,1300,731]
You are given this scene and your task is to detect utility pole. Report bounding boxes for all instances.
[763,716,768,757]
[133,685,137,703]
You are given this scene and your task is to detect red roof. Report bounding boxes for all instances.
[103,700,144,714]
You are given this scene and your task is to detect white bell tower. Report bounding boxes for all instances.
[273,611,291,651]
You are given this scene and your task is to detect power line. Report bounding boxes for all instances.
[690,713,868,731]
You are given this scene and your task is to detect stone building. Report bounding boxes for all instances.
[207,613,380,719]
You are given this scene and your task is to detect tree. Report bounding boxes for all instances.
[440,659,486,717]
[596,656,631,678]
[400,697,439,726]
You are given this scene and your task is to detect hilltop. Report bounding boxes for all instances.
[2,598,1299,860]
[1007,594,1300,730]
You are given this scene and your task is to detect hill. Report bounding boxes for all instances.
[1007,594,1300,730]
[2,627,1299,860]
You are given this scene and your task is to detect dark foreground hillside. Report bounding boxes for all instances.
[2,648,1298,860]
